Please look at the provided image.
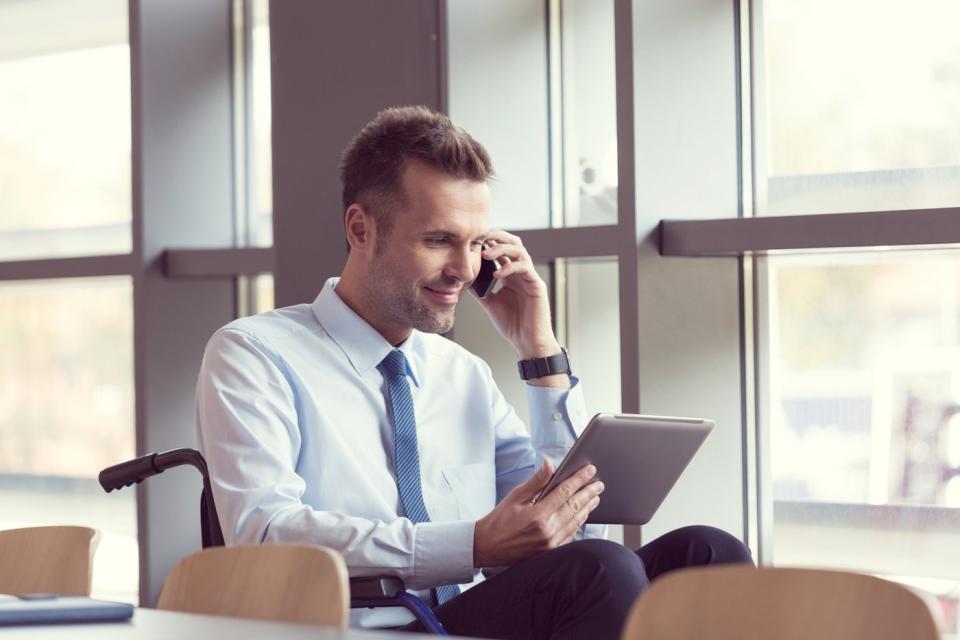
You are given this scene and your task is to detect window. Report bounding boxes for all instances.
[0,277,137,602]
[562,258,621,414]
[248,0,272,247]
[755,0,960,630]
[557,0,618,227]
[764,250,960,629]
[447,0,618,229]
[238,273,275,317]
[755,0,960,216]
[232,0,272,248]
[447,0,551,230]
[0,0,137,603]
[233,0,273,315]
[0,0,131,260]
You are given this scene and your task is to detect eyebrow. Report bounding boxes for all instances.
[422,230,489,243]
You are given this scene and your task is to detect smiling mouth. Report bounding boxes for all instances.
[424,286,461,303]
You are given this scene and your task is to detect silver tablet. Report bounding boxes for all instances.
[535,413,714,524]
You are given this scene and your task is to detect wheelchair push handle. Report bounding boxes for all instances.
[99,448,225,549]
[99,453,161,492]
[99,448,211,492]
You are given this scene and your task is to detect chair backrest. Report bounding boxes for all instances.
[157,543,350,628]
[0,526,101,596]
[621,565,942,640]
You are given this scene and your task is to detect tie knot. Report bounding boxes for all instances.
[379,349,408,379]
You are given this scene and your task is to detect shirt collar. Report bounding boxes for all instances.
[311,277,422,387]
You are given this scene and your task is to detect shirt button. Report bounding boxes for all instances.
[552,412,563,421]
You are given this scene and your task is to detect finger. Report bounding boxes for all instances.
[484,229,523,246]
[563,480,604,521]
[482,242,527,263]
[509,458,555,503]
[537,464,597,513]
[492,260,538,282]
[553,494,601,545]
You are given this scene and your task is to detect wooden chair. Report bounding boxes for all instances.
[0,526,101,596]
[621,565,942,640]
[157,543,350,628]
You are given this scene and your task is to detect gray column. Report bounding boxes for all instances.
[631,0,747,543]
[131,0,237,605]
[270,0,444,306]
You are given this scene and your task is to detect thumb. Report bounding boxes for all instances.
[511,458,555,503]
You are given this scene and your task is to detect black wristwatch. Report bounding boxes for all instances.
[517,348,571,380]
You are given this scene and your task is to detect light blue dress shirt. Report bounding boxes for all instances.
[195,277,603,627]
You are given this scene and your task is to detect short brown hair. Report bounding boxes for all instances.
[339,106,494,243]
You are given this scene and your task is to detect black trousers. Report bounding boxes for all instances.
[404,525,753,639]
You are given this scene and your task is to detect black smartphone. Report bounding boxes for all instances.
[471,242,501,298]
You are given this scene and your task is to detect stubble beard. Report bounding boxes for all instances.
[364,259,457,336]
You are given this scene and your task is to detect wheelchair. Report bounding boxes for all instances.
[98,448,449,634]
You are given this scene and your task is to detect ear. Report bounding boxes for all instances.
[344,204,376,253]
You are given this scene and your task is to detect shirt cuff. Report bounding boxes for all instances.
[411,520,477,590]
[527,375,589,448]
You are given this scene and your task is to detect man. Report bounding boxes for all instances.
[196,106,751,638]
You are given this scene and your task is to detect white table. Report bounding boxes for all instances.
[0,605,953,639]
[0,607,451,639]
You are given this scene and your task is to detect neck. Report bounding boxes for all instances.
[336,263,411,347]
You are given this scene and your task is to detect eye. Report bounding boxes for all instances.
[470,241,484,252]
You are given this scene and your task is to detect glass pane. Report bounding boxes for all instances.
[564,257,621,415]
[255,273,275,314]
[448,0,619,230]
[237,273,274,318]
[447,0,551,230]
[765,251,960,631]
[756,0,960,215]
[0,276,137,602]
[559,0,618,227]
[0,0,131,260]
[251,0,273,247]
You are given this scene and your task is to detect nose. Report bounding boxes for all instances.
[443,245,476,284]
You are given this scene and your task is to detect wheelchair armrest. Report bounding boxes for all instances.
[349,576,406,598]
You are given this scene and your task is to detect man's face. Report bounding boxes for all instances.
[360,160,490,339]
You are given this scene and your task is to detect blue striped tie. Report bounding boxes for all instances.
[379,349,461,606]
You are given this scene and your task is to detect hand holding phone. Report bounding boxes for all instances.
[471,241,502,298]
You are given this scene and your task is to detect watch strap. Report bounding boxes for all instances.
[517,348,571,380]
